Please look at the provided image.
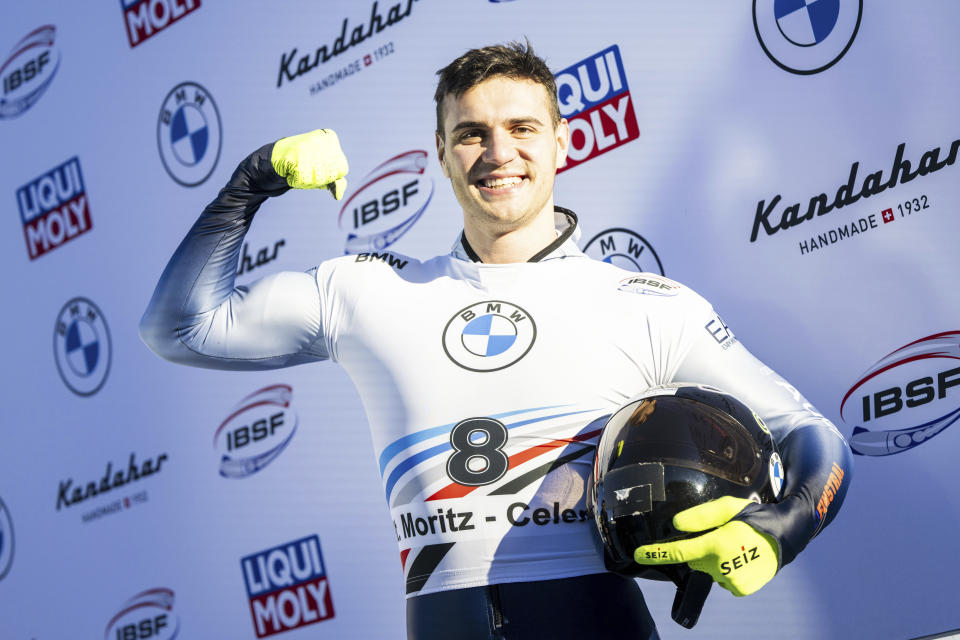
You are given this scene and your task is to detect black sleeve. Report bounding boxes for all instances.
[736,424,853,567]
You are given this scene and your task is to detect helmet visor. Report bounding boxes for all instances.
[608,397,764,487]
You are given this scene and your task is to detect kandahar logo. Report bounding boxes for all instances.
[753,0,862,74]
[839,331,960,456]
[54,297,111,396]
[443,301,536,372]
[157,82,222,187]
[583,228,663,274]
[0,25,60,119]
[337,150,433,254]
[214,385,298,478]
[105,588,180,640]
[0,497,13,581]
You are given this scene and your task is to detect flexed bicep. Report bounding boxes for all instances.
[140,131,348,370]
[160,269,328,370]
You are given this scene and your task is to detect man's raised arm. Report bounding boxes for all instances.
[139,129,349,371]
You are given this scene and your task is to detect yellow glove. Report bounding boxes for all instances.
[634,496,779,597]
[270,129,349,198]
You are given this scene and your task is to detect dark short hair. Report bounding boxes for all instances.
[434,40,561,137]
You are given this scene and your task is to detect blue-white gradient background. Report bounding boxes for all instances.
[1,2,958,638]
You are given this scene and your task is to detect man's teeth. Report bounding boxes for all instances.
[482,176,522,189]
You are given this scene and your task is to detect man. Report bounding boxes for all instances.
[141,42,852,639]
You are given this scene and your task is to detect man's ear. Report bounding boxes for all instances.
[555,118,569,170]
[435,131,450,178]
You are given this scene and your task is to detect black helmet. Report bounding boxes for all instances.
[590,383,784,573]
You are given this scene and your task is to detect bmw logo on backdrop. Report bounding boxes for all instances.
[53,297,111,396]
[753,0,862,74]
[157,81,222,187]
[583,228,664,275]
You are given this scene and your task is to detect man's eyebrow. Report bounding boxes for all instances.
[450,121,487,134]
[505,116,546,128]
[450,117,546,134]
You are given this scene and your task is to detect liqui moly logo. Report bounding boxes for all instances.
[121,0,202,48]
[555,45,639,173]
[241,535,335,637]
[17,157,92,260]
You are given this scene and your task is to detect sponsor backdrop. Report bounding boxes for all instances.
[1,1,957,638]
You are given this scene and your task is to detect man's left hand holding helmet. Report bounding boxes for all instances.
[635,424,853,597]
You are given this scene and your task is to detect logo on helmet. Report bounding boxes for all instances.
[753,410,771,435]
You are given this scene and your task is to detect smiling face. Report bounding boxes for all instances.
[436,76,569,236]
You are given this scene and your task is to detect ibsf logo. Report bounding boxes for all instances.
[616,274,679,297]
[18,157,92,260]
[214,385,298,478]
[554,44,639,173]
[157,82,222,187]
[0,25,60,119]
[582,228,664,275]
[839,331,960,456]
[0,497,13,581]
[54,297,112,396]
[242,535,335,638]
[121,0,202,48]
[105,588,179,640]
[753,0,862,74]
[337,150,434,254]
